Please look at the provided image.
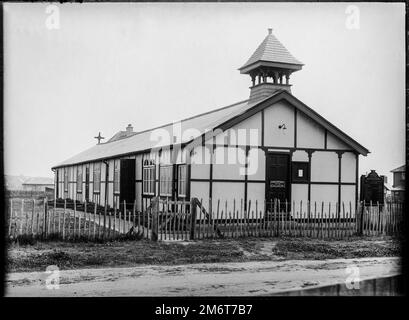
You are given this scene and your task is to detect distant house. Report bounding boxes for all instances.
[4,175,27,191]
[391,165,405,202]
[22,177,54,192]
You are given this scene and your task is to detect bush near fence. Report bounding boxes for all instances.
[6,197,404,242]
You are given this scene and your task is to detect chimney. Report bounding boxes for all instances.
[126,124,133,134]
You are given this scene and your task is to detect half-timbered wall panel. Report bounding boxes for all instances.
[291,184,308,218]
[310,184,338,217]
[136,182,142,211]
[190,181,209,203]
[292,150,309,162]
[190,146,211,179]
[247,148,265,180]
[247,183,265,216]
[341,185,356,216]
[211,182,244,217]
[310,151,339,183]
[341,152,356,183]
[213,146,246,180]
[135,155,143,180]
[218,112,262,146]
[296,111,325,148]
[264,101,295,147]
[327,132,350,150]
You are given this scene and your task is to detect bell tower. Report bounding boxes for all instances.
[239,28,303,102]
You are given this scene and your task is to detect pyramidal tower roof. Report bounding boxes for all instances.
[239,28,303,73]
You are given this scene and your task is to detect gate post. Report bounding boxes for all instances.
[151,197,159,241]
[190,198,197,240]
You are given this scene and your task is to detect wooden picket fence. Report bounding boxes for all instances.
[6,197,404,241]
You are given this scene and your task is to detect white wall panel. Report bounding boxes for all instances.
[190,146,211,179]
[247,183,265,218]
[264,102,295,147]
[135,182,142,212]
[219,112,262,146]
[213,147,246,180]
[297,112,325,148]
[341,185,356,217]
[311,184,338,217]
[311,151,339,182]
[135,155,142,180]
[211,182,244,218]
[327,132,350,150]
[190,181,209,201]
[341,152,356,183]
[292,150,309,162]
[291,184,308,218]
[247,148,265,180]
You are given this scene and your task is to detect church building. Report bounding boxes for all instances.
[52,29,369,217]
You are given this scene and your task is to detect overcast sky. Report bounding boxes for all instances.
[3,2,405,183]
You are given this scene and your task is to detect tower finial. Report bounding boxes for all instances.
[268,28,273,35]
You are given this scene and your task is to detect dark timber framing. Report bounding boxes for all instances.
[294,107,297,148]
[261,109,265,146]
[307,150,313,202]
[337,151,344,216]
[244,146,250,210]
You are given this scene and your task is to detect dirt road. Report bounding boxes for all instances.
[6,257,400,296]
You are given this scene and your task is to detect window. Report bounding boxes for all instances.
[77,166,82,193]
[114,160,120,194]
[64,167,68,192]
[402,172,405,181]
[292,162,309,183]
[177,164,188,197]
[160,165,173,196]
[143,159,156,195]
[93,162,101,193]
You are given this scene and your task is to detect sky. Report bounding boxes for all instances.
[3,2,405,183]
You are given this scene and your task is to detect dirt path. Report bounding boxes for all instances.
[6,257,400,296]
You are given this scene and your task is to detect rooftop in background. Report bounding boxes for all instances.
[391,165,405,173]
[22,177,54,185]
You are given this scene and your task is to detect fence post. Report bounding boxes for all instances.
[43,197,48,239]
[357,201,363,235]
[62,199,66,240]
[8,199,13,238]
[190,198,197,240]
[151,197,159,241]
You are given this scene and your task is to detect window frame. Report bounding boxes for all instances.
[93,162,101,193]
[142,159,156,196]
[177,164,188,198]
[159,165,173,197]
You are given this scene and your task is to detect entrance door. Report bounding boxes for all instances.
[265,153,290,205]
[85,166,90,202]
[120,159,136,209]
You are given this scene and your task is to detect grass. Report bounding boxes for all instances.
[6,236,402,273]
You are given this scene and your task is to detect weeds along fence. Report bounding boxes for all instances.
[6,197,404,242]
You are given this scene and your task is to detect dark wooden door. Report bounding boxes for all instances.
[120,159,136,208]
[265,153,290,205]
[85,166,90,202]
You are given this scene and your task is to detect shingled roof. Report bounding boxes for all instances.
[239,29,303,71]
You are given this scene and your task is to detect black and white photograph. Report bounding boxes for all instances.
[2,1,406,303]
